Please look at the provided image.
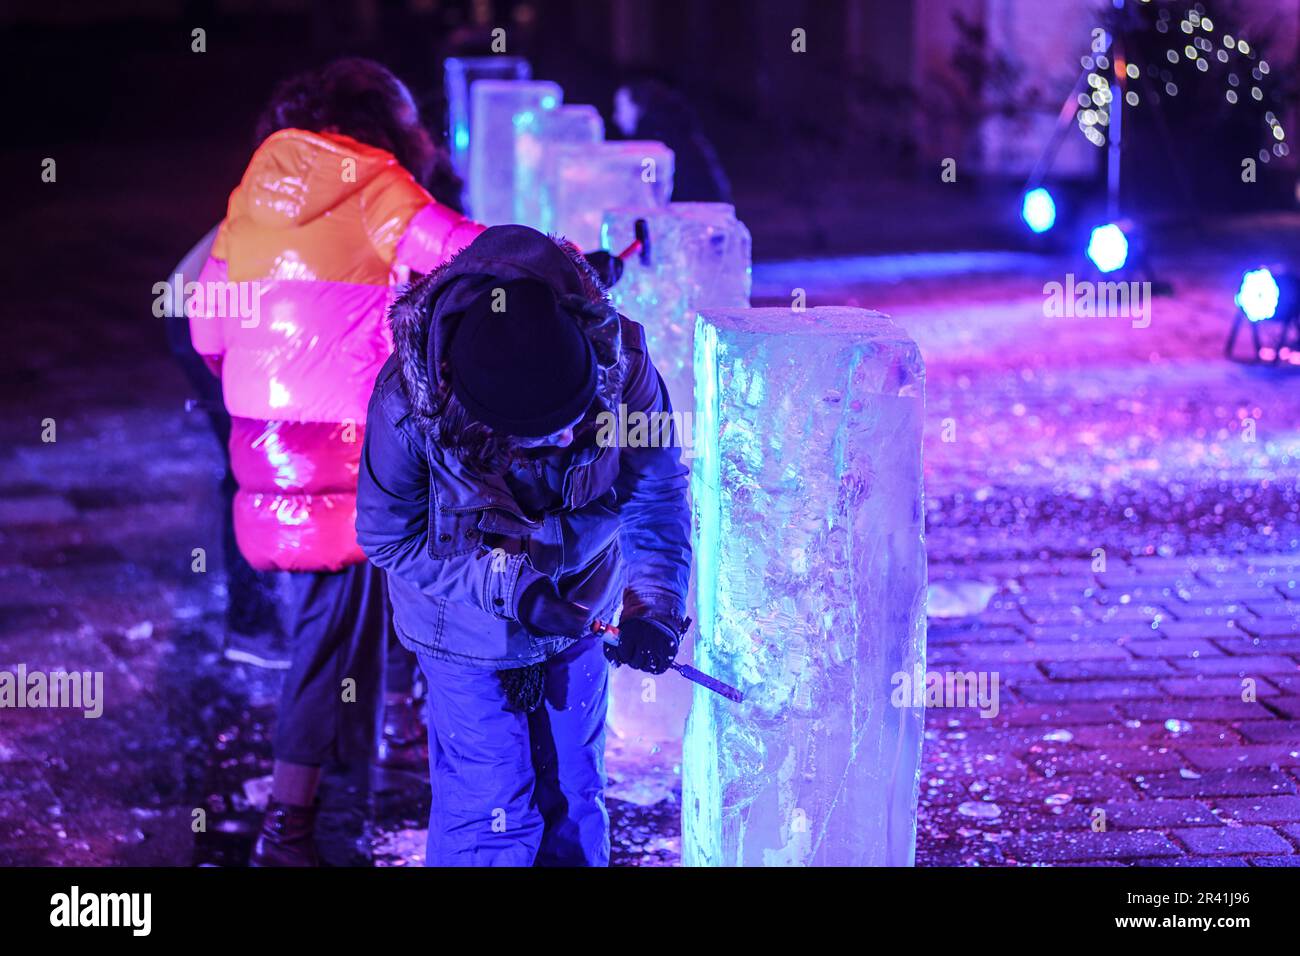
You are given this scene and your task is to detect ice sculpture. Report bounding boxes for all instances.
[443,57,531,200]
[602,204,752,397]
[548,141,673,250]
[468,79,561,224]
[683,307,927,867]
[515,105,604,231]
[602,205,751,746]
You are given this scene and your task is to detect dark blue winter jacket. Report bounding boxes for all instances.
[355,226,691,668]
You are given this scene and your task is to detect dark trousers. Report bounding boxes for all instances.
[273,562,392,766]
[415,637,610,866]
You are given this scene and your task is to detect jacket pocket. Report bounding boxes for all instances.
[427,492,486,559]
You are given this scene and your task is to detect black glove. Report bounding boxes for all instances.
[517,577,591,639]
[583,250,624,289]
[603,617,679,674]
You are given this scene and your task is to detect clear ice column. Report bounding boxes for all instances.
[548,141,673,250]
[601,205,751,748]
[468,79,561,224]
[443,57,531,207]
[515,105,604,231]
[684,307,928,867]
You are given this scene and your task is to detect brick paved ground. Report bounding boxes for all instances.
[917,554,1300,866]
[831,235,1300,868]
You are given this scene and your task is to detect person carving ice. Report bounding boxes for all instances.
[356,225,692,866]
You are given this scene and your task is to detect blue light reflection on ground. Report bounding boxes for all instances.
[752,251,1055,298]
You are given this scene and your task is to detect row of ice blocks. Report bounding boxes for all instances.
[515,105,604,232]
[444,57,531,203]
[464,77,674,244]
[468,79,562,226]
[683,307,928,867]
[601,204,751,749]
[543,141,673,249]
[462,77,928,867]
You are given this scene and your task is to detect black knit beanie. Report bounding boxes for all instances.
[448,278,597,438]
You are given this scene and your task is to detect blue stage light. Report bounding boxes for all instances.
[1021,188,1057,233]
[1086,223,1129,273]
[1236,267,1281,322]
[1226,265,1300,361]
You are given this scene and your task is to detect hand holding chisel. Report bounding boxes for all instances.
[591,619,744,703]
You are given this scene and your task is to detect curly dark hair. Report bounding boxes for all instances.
[255,57,437,187]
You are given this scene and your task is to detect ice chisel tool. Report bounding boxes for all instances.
[591,619,745,703]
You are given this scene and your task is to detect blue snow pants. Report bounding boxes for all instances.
[415,635,610,866]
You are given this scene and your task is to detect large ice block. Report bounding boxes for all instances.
[683,307,927,867]
[602,204,751,747]
[443,57,531,200]
[515,105,604,231]
[548,141,673,250]
[468,79,561,224]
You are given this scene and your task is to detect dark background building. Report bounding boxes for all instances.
[5,0,1298,261]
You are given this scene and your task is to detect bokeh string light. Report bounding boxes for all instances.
[1075,2,1287,163]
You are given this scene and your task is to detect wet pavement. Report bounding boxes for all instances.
[767,231,1300,866]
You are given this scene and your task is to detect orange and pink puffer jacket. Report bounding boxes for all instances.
[189,128,484,572]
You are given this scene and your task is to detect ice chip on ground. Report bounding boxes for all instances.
[602,205,752,748]
[605,776,678,808]
[516,104,603,231]
[549,141,673,250]
[443,56,531,200]
[958,801,1002,819]
[926,580,997,618]
[468,79,561,224]
[241,774,274,811]
[683,307,927,866]
[372,828,426,867]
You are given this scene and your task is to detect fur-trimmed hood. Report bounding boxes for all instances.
[388,225,626,438]
[358,224,692,670]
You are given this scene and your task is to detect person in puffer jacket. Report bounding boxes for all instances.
[356,225,692,866]
[188,58,484,866]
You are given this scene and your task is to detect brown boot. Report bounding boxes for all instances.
[250,801,319,867]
